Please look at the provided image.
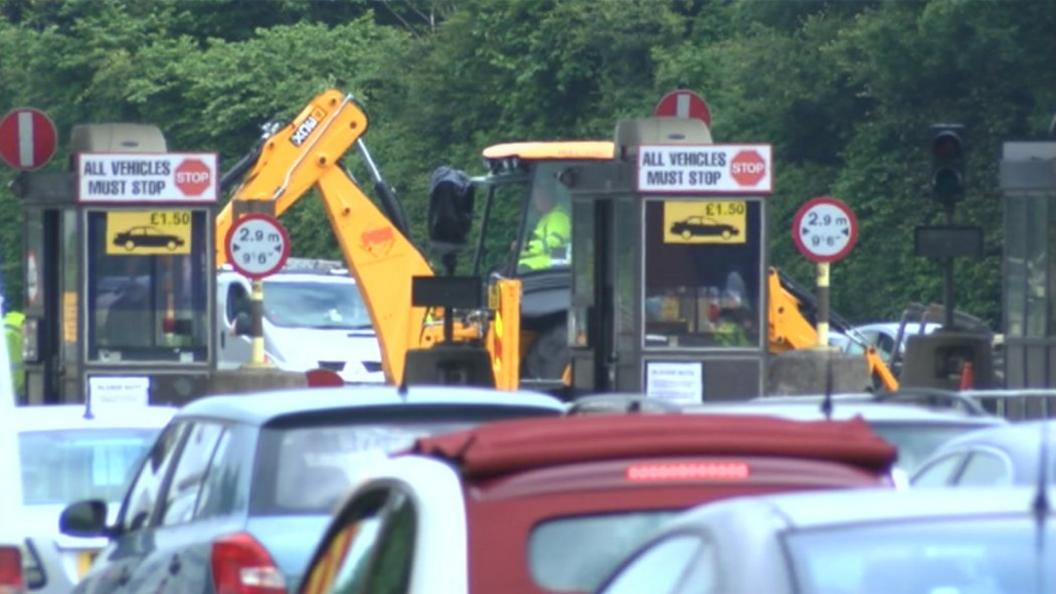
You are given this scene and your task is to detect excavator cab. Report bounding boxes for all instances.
[461,143,614,387]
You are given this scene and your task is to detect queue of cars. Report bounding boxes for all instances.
[4,375,1051,594]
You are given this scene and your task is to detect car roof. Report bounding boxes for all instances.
[9,404,176,431]
[671,486,1050,532]
[176,385,566,426]
[410,413,897,480]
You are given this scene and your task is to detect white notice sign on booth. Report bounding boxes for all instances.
[89,376,150,408]
[645,362,703,404]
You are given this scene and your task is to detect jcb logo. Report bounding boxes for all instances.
[290,116,319,147]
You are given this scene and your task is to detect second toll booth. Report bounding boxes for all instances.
[17,123,217,405]
[567,118,770,401]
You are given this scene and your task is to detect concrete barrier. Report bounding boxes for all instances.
[767,349,870,395]
[206,368,308,397]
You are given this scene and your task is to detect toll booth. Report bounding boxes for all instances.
[567,118,770,401]
[999,140,1056,388]
[15,124,217,405]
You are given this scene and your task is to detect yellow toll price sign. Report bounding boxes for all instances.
[106,210,192,255]
[663,200,746,244]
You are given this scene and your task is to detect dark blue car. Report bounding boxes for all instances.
[59,386,564,593]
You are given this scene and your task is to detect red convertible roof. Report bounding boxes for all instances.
[410,413,896,479]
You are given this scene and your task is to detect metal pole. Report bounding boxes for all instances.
[248,279,267,367]
[943,203,956,328]
[816,262,830,348]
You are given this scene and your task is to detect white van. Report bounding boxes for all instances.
[216,259,384,383]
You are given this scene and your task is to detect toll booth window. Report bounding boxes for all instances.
[643,199,762,349]
[516,163,573,273]
[86,210,209,362]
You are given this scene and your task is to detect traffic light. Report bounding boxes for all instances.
[930,124,965,203]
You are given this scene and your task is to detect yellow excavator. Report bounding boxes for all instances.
[218,88,897,394]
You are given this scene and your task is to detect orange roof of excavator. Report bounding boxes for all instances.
[482,141,615,161]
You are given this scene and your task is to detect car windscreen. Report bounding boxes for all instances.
[869,423,991,472]
[263,280,371,329]
[785,517,1056,594]
[19,428,159,505]
[251,405,559,516]
[528,511,678,592]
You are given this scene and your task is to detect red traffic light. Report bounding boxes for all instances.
[931,130,963,160]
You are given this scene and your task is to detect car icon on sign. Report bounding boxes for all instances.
[670,216,740,240]
[113,226,185,251]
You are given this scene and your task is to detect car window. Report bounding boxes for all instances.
[161,421,225,525]
[911,453,966,487]
[225,282,250,323]
[194,426,251,519]
[870,424,984,473]
[599,534,704,594]
[18,428,158,505]
[121,421,189,531]
[299,489,390,594]
[361,490,415,594]
[529,511,678,592]
[253,420,475,516]
[955,451,1012,487]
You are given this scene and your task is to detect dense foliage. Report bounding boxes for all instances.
[1,0,1053,327]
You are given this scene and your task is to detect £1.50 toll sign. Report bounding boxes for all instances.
[792,196,858,264]
[637,144,772,195]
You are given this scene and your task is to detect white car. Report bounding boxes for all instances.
[217,260,384,383]
[595,487,1055,594]
[6,403,175,594]
[844,321,942,364]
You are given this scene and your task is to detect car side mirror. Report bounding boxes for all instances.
[233,312,252,336]
[60,500,110,537]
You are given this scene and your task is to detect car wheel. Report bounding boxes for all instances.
[124,240,135,251]
[681,229,692,240]
[167,240,177,251]
[721,229,731,240]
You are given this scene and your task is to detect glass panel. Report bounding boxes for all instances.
[19,428,159,505]
[786,518,1056,594]
[910,454,965,487]
[956,452,1012,487]
[253,421,477,515]
[303,490,388,594]
[530,511,678,592]
[162,422,224,525]
[870,424,982,474]
[475,180,527,277]
[1025,195,1048,337]
[600,534,702,594]
[262,280,371,329]
[644,199,762,349]
[517,163,574,273]
[1004,196,1027,337]
[86,210,209,362]
[121,421,188,531]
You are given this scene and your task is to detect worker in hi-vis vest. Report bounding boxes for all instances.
[518,181,571,271]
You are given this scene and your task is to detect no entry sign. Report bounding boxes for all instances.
[225,214,290,280]
[654,90,712,127]
[0,107,57,171]
[792,196,858,263]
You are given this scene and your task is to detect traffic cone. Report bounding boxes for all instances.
[959,360,975,390]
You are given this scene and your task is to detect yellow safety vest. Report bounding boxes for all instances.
[519,207,571,271]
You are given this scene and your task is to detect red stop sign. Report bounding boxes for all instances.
[174,158,212,196]
[730,150,766,187]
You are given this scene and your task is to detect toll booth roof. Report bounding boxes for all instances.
[410,414,897,480]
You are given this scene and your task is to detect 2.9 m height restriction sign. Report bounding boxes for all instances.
[792,196,858,264]
[225,213,290,279]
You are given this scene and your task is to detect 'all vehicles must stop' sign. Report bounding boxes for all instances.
[77,153,219,203]
[637,144,773,194]
[792,196,858,263]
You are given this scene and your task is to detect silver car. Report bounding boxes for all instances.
[8,404,175,594]
[596,487,1056,594]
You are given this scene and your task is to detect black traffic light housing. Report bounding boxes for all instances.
[930,123,965,204]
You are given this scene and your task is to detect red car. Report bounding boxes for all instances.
[298,414,896,594]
